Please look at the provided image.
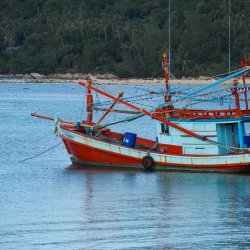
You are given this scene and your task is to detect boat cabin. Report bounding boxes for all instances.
[156,110,250,155]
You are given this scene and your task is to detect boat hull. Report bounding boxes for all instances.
[59,126,250,173]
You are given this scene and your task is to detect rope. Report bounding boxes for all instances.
[197,67,248,81]
[147,142,158,153]
[94,127,108,137]
[170,72,177,80]
[204,139,245,152]
[18,141,63,163]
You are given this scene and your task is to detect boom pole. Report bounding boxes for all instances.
[157,67,249,108]
[96,92,124,126]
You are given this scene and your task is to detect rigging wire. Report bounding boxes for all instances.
[229,0,231,73]
[93,92,164,107]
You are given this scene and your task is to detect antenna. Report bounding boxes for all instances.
[168,0,171,83]
[228,0,231,73]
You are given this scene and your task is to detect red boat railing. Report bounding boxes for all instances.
[157,109,243,119]
[155,108,250,120]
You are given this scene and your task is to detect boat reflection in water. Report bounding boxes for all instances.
[66,165,250,248]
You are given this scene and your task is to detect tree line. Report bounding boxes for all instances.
[0,0,249,78]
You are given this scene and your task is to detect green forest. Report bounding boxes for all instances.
[0,0,250,77]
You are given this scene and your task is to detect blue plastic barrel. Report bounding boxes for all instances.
[123,132,137,148]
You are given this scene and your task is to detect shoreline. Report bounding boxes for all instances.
[0,78,218,85]
[0,73,249,85]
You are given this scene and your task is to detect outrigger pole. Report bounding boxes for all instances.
[157,67,250,108]
[31,113,75,124]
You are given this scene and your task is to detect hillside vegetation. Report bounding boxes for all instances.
[0,0,250,77]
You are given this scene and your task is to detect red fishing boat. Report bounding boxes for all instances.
[32,53,250,172]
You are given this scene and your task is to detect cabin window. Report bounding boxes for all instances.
[161,123,169,134]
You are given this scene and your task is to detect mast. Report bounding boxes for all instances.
[163,52,170,103]
[86,74,93,125]
[232,80,240,110]
[241,53,249,110]
[164,0,171,104]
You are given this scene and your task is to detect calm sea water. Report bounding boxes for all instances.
[1,82,250,250]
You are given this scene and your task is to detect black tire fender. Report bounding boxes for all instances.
[142,155,154,170]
